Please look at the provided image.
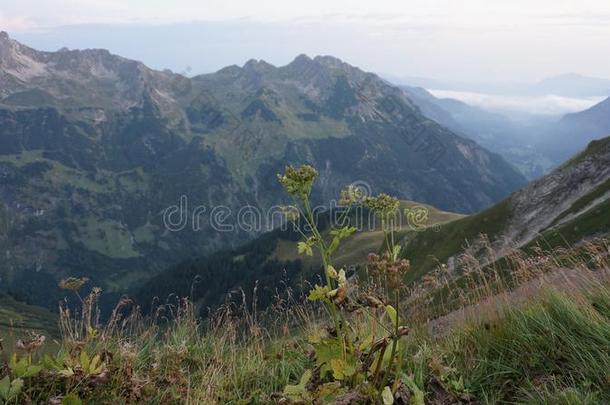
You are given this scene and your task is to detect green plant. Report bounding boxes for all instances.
[278,165,411,403]
[0,375,23,404]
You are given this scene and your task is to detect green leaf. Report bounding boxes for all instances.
[382,386,394,405]
[0,376,10,399]
[21,364,42,378]
[308,285,331,302]
[89,354,102,374]
[80,350,90,371]
[58,367,75,377]
[330,358,356,380]
[9,378,23,398]
[314,338,344,368]
[392,245,401,261]
[328,227,357,254]
[43,354,60,370]
[9,354,24,376]
[385,305,398,328]
[328,237,341,255]
[330,226,357,239]
[402,374,425,405]
[62,393,83,405]
[283,369,312,400]
[358,334,374,352]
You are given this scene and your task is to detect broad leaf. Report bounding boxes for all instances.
[385,305,398,328]
[62,393,83,405]
[382,386,394,405]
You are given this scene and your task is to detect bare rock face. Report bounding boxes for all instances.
[505,138,610,247]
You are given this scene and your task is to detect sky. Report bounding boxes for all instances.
[2,0,610,85]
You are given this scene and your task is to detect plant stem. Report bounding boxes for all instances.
[383,290,400,390]
[301,197,347,353]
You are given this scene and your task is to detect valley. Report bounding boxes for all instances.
[0,17,609,404]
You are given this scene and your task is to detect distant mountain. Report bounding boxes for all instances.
[561,97,610,139]
[0,32,525,309]
[400,85,556,179]
[536,97,610,162]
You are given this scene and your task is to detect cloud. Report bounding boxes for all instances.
[428,90,606,115]
[0,13,38,32]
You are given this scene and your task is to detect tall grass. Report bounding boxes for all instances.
[1,239,609,403]
[443,287,610,403]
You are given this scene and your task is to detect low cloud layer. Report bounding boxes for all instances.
[428,90,606,115]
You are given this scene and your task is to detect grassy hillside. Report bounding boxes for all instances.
[0,294,59,358]
[271,200,463,269]
[1,255,608,404]
[401,136,610,282]
[401,198,513,281]
[0,294,58,337]
[134,200,463,315]
[1,163,608,403]
[534,198,610,248]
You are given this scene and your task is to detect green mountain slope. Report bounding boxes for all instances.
[402,136,610,279]
[0,293,58,338]
[136,136,609,314]
[0,33,526,309]
[134,201,463,313]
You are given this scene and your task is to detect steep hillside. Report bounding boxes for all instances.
[527,97,610,163]
[403,136,610,279]
[0,293,58,338]
[0,33,525,309]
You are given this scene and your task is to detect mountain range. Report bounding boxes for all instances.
[0,32,526,309]
[401,84,610,179]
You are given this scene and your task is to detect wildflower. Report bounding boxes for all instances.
[15,334,45,353]
[367,252,410,289]
[59,277,89,291]
[364,193,399,218]
[277,165,318,198]
[339,184,365,206]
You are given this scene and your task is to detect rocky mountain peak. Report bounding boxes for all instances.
[0,32,47,82]
[243,58,275,72]
[284,53,322,78]
[313,55,346,67]
[289,53,314,67]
